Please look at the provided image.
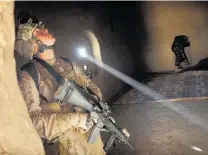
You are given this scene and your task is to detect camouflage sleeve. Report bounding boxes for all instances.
[72,63,103,100]
[18,71,88,141]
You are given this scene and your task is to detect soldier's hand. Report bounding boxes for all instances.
[90,111,99,124]
[75,114,94,132]
[85,115,94,129]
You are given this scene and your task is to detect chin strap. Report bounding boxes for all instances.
[34,40,54,58]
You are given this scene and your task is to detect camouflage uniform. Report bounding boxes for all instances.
[18,57,105,155]
[171,35,190,69]
[16,17,105,155]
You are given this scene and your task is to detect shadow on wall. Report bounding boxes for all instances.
[14,2,145,101]
[104,2,149,102]
[108,2,149,81]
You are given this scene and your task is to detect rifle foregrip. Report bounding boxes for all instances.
[104,135,115,153]
[88,125,101,143]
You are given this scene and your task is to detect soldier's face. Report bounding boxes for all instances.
[33,28,56,46]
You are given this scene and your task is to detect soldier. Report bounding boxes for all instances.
[15,15,105,155]
[171,35,191,69]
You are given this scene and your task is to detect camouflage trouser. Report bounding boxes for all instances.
[172,46,188,68]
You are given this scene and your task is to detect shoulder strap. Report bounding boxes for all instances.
[21,62,39,90]
[21,57,73,90]
[21,62,49,102]
[34,58,64,85]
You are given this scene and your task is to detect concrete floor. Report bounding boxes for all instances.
[105,71,208,155]
[107,100,208,155]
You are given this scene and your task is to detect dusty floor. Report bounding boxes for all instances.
[106,100,208,155]
[106,71,208,155]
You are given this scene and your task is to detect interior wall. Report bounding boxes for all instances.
[0,2,45,154]
[110,2,148,81]
[141,1,208,72]
[14,2,134,101]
